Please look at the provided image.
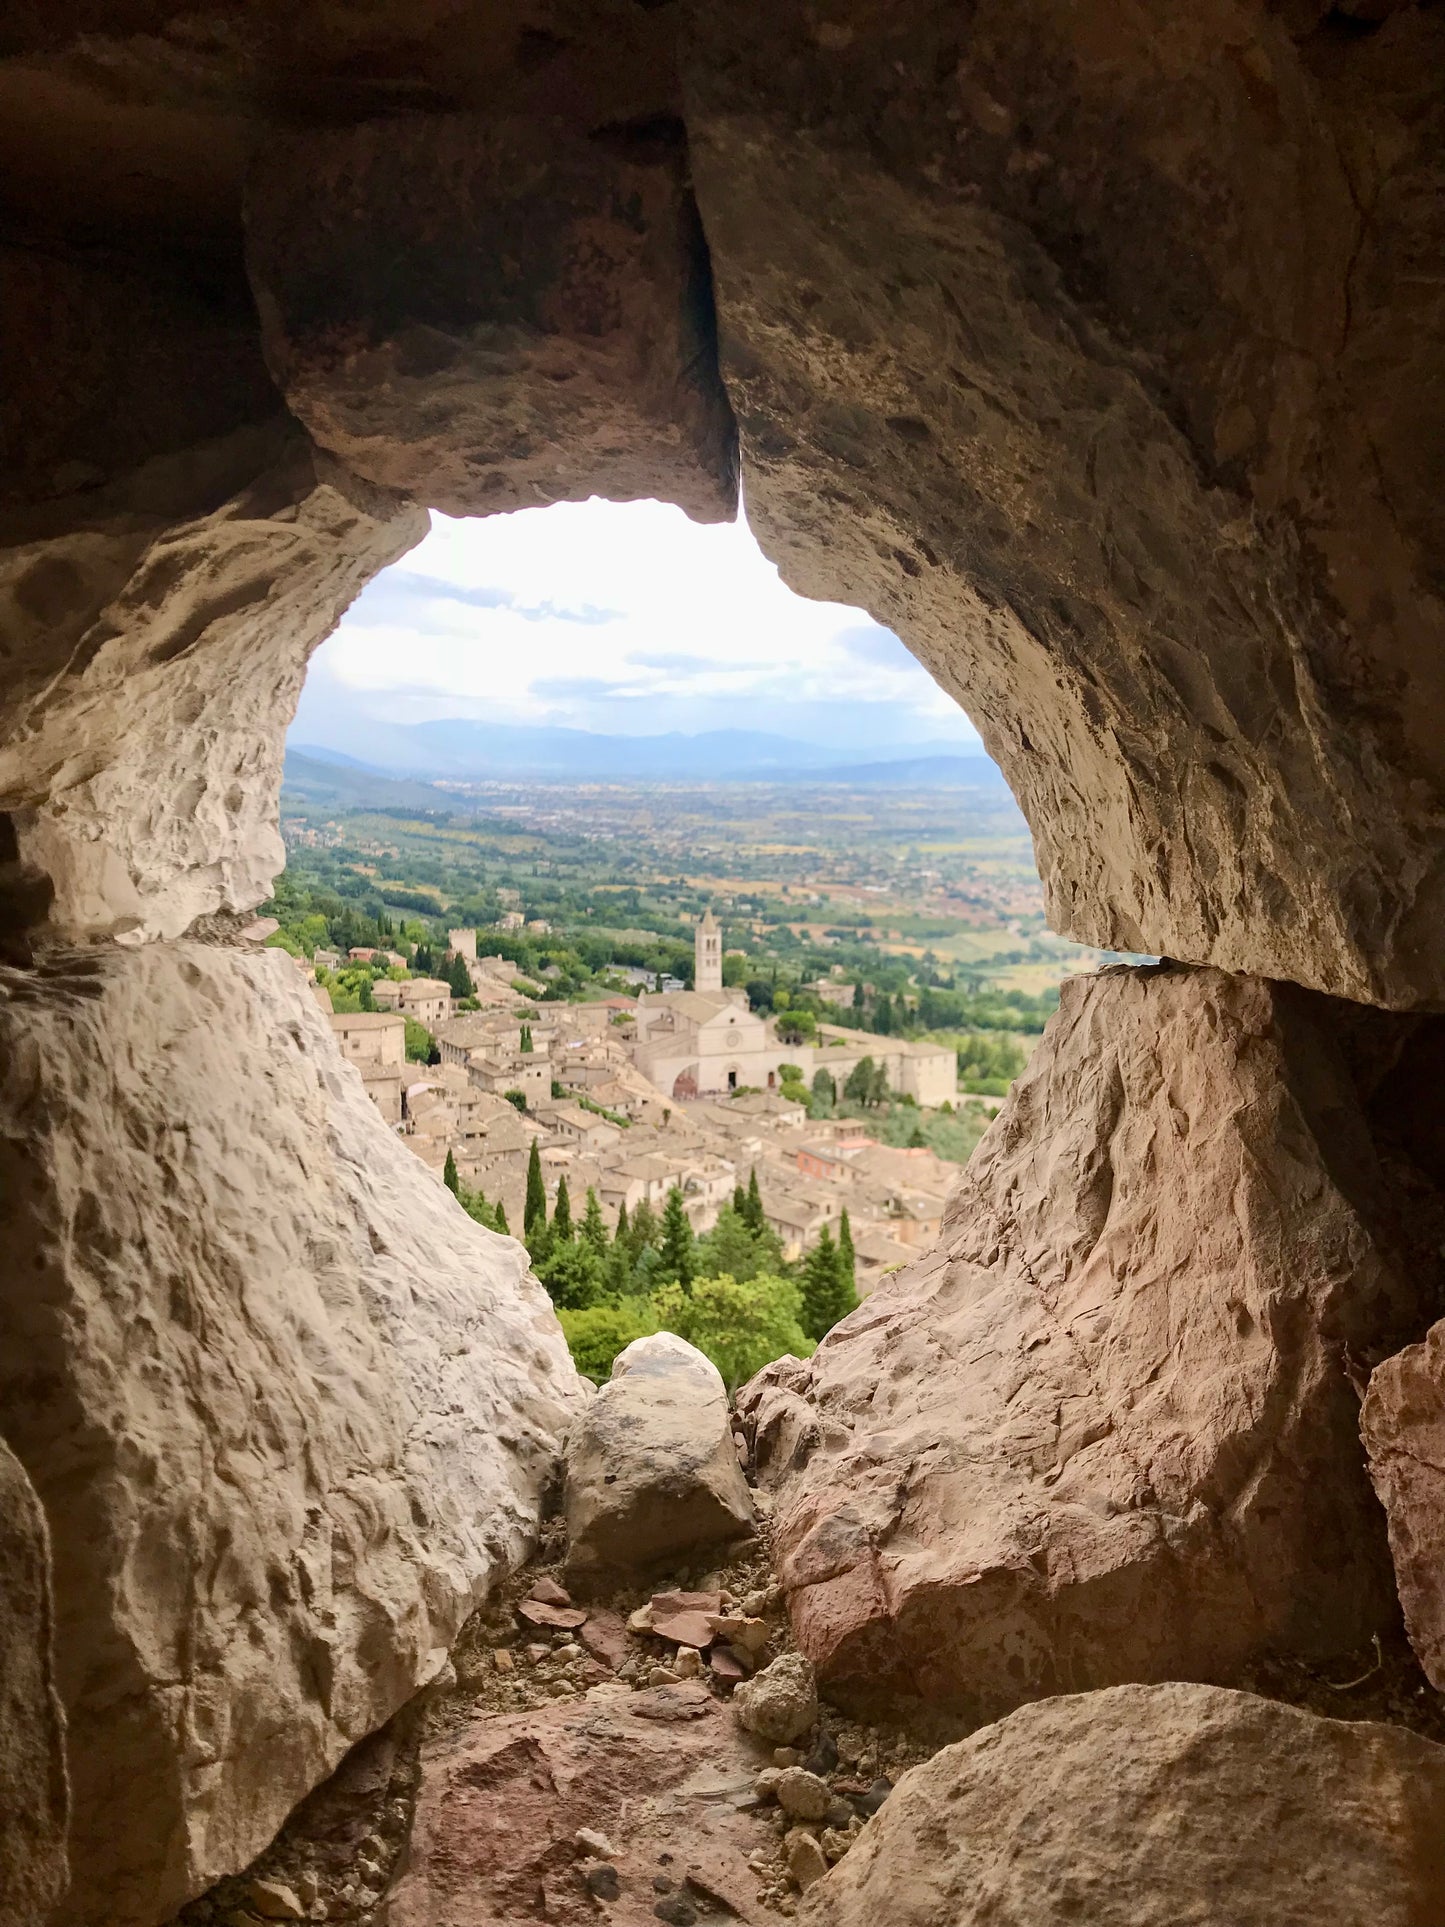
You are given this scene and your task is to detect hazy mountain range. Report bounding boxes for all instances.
[286,717,1007,787]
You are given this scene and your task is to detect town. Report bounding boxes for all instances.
[273,906,1005,1375]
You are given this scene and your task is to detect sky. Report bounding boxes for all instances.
[294,498,982,754]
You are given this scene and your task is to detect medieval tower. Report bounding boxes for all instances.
[695,906,722,994]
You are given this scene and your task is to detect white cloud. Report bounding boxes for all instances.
[307,498,980,749]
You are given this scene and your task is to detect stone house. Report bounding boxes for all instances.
[327,1010,406,1124]
[397,977,452,1030]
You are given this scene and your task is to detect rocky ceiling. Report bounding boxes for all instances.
[1,0,1442,1001]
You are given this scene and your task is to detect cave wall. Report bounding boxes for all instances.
[0,2,1442,1919]
[685,0,1445,1007]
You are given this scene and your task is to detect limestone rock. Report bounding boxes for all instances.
[0,424,422,943]
[0,1438,68,1927]
[732,1655,818,1748]
[1363,1321,1445,1688]
[386,1689,784,1927]
[798,1684,1445,1926]
[247,114,737,525]
[0,942,585,1927]
[741,965,1429,1718]
[563,1334,755,1586]
[687,1,1445,1006]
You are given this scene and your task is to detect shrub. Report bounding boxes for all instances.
[653,1272,813,1391]
[558,1299,660,1383]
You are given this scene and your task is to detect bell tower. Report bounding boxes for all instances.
[695,906,722,993]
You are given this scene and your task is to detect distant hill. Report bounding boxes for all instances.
[281,751,461,813]
[288,719,1002,785]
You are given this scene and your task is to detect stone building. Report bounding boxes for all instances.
[327,1011,406,1124]
[695,904,722,993]
[397,977,452,1030]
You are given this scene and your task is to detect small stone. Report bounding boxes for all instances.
[820,1828,853,1862]
[733,1654,818,1746]
[785,1830,829,1891]
[516,1597,588,1632]
[653,1873,675,1892]
[653,1897,697,1926]
[579,1608,631,1671]
[651,1609,717,1648]
[824,1797,856,1829]
[650,1588,724,1619]
[294,1872,320,1910]
[854,1777,893,1817]
[632,1681,716,1722]
[576,1827,619,1859]
[674,1647,703,1679]
[773,1747,803,1769]
[547,1678,575,1697]
[628,1604,656,1633]
[527,1575,572,1607]
[776,1768,831,1821]
[709,1614,769,1655]
[710,1647,747,1684]
[648,1664,681,1687]
[806,1731,840,1775]
[554,1642,583,1664]
[699,1571,726,1591]
[754,1768,784,1801]
[741,1589,770,1617]
[245,1880,305,1921]
[525,1643,550,1665]
[492,1648,515,1673]
[584,1863,621,1901]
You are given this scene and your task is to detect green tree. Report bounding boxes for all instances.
[697,1204,765,1283]
[524,1140,547,1236]
[852,980,866,1010]
[653,1273,812,1391]
[358,974,375,1012]
[446,951,473,999]
[800,1223,858,1341]
[655,1185,695,1291]
[552,1174,573,1241]
[615,1199,629,1244]
[403,1017,434,1063]
[776,1009,816,1046]
[743,1167,765,1235]
[581,1186,608,1253]
[493,1198,509,1234]
[557,1299,660,1384]
[627,1198,659,1259]
[838,1208,857,1299]
[873,992,895,1035]
[732,1183,747,1218]
[520,1022,534,1053]
[536,1234,603,1311]
[868,1060,891,1108]
[442,1148,460,1196]
[844,1055,876,1105]
[811,1068,836,1111]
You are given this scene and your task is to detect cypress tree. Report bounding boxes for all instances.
[744,1166,764,1234]
[733,1183,748,1218]
[581,1186,607,1252]
[520,1022,534,1053]
[447,951,473,999]
[442,1148,460,1196]
[801,1224,841,1342]
[493,1199,509,1234]
[524,1139,546,1234]
[553,1174,573,1241]
[628,1198,658,1258]
[657,1185,695,1291]
[837,1208,857,1296]
[615,1198,629,1244]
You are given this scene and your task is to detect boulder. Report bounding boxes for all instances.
[798,1683,1445,1926]
[563,1334,755,1587]
[740,965,1427,1718]
[0,1438,68,1927]
[1363,1321,1445,1688]
[0,942,585,1927]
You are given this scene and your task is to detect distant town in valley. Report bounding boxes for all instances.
[263,749,1123,1384]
